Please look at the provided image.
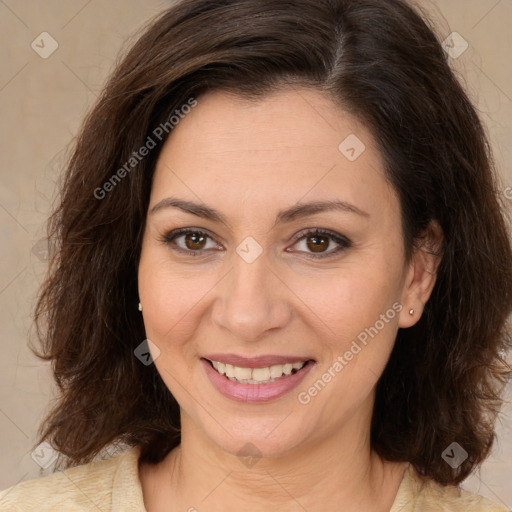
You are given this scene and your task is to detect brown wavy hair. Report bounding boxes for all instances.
[30,0,512,486]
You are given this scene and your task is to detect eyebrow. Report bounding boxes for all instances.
[149,197,369,226]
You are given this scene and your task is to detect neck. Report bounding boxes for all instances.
[139,394,409,512]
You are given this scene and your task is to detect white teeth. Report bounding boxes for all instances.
[269,364,284,378]
[234,365,252,380]
[209,360,307,384]
[225,364,235,378]
[252,367,270,381]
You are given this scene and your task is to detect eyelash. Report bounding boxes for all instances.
[160,227,351,259]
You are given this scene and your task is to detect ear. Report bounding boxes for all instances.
[398,220,443,328]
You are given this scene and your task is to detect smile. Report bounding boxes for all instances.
[208,359,307,384]
[201,356,315,403]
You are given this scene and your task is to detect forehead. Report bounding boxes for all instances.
[150,87,399,227]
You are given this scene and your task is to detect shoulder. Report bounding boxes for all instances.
[0,446,143,512]
[392,465,510,512]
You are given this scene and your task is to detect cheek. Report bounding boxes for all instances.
[289,260,401,351]
[137,245,225,364]
[302,271,401,389]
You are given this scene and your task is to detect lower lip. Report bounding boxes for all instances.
[201,358,315,403]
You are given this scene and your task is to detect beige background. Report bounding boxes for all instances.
[1,0,511,507]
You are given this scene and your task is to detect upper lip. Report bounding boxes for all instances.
[202,353,314,368]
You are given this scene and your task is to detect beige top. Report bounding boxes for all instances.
[0,445,508,511]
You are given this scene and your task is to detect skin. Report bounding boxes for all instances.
[137,87,443,512]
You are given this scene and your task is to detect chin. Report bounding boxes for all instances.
[195,411,313,462]
[217,432,302,462]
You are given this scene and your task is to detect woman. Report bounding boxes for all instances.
[1,0,511,510]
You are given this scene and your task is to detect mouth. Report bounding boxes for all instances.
[204,358,312,384]
[200,356,315,403]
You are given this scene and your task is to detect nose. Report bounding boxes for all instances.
[211,247,292,343]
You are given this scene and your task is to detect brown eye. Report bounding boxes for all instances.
[183,232,207,250]
[163,228,219,256]
[291,229,351,259]
[162,227,351,259]
[305,234,330,253]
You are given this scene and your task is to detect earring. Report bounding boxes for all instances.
[409,309,414,315]
[138,302,143,312]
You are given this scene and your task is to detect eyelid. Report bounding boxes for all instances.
[161,227,221,255]
[160,227,351,259]
[287,228,351,259]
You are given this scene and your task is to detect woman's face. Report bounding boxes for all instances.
[138,87,430,459]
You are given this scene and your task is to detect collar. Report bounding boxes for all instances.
[111,445,147,511]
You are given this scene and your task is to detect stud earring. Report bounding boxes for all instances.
[409,308,414,315]
[138,302,143,312]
